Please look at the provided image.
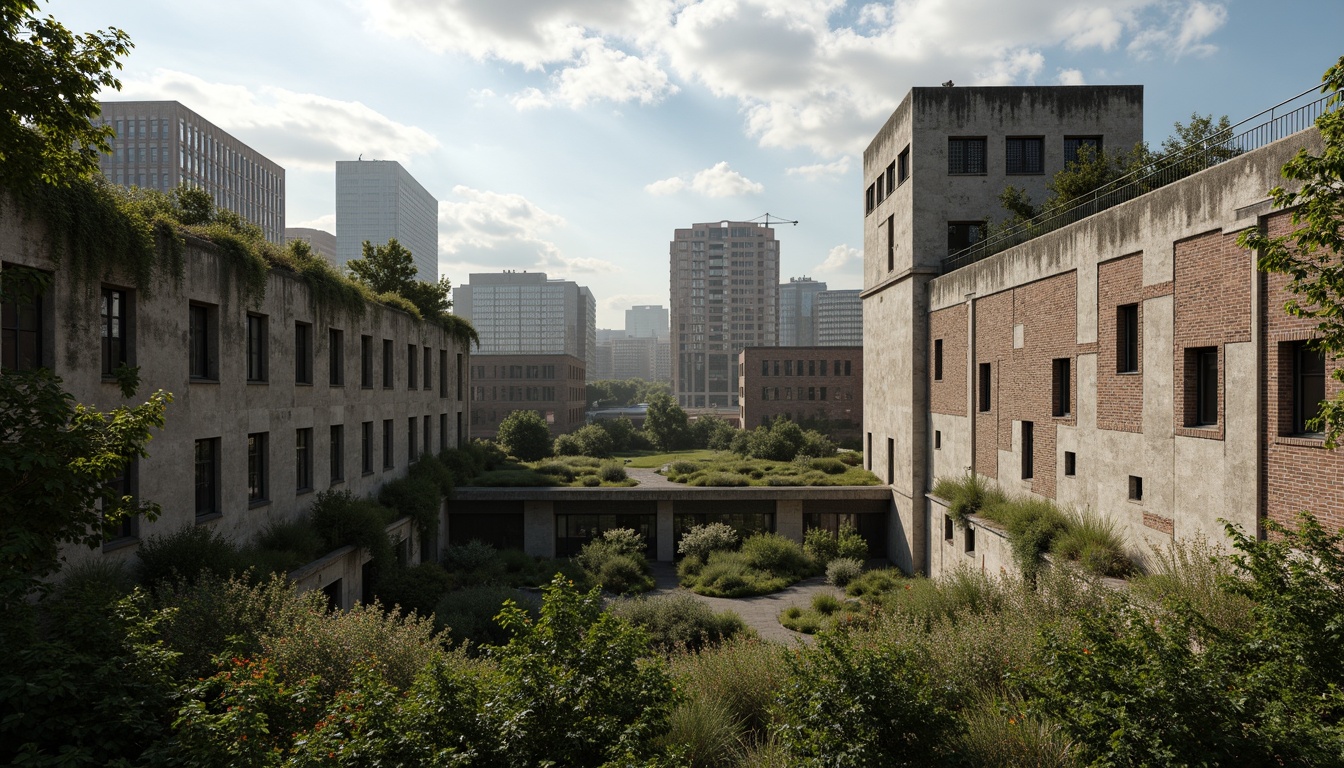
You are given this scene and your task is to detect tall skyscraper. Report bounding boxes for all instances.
[670,221,780,408]
[454,271,596,374]
[95,101,286,243]
[815,289,863,346]
[335,160,439,280]
[779,276,827,346]
[625,305,669,339]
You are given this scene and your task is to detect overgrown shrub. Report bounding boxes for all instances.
[574,423,615,457]
[678,523,739,561]
[667,459,701,475]
[807,457,846,474]
[434,584,525,647]
[137,525,242,588]
[379,474,442,542]
[1050,509,1131,577]
[804,524,868,566]
[533,462,577,481]
[444,539,499,574]
[740,533,812,579]
[826,558,864,587]
[309,489,395,568]
[598,462,628,482]
[690,471,749,487]
[576,528,653,594]
[669,637,786,744]
[837,451,862,466]
[496,409,552,461]
[610,593,748,652]
[553,432,582,456]
[374,562,453,618]
[795,430,836,459]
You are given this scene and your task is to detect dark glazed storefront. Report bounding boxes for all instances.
[802,499,889,558]
[447,500,525,550]
[554,501,658,558]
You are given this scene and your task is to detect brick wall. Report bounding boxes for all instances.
[1173,230,1252,441]
[1261,211,1344,532]
[973,272,1078,497]
[1097,253,1144,433]
[930,304,967,415]
[739,347,863,436]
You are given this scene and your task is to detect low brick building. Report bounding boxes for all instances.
[738,346,863,440]
[468,354,586,439]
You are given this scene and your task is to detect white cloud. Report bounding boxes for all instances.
[786,156,852,180]
[438,185,569,271]
[1056,68,1086,85]
[815,244,860,273]
[114,69,438,171]
[644,176,687,195]
[293,213,336,233]
[1128,0,1227,59]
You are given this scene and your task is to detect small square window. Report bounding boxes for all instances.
[948,137,987,174]
[1006,137,1044,174]
[1064,451,1076,477]
[1128,475,1143,502]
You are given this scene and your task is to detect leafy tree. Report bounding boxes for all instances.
[690,412,737,450]
[0,0,132,190]
[1239,56,1344,446]
[346,238,419,295]
[0,369,170,604]
[587,378,671,408]
[496,409,552,461]
[643,391,690,451]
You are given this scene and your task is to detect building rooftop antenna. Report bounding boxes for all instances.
[748,213,799,228]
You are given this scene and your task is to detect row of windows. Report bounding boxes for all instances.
[948,136,1101,176]
[196,413,456,518]
[865,146,910,213]
[758,358,854,377]
[758,386,854,402]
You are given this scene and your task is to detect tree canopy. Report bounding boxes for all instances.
[496,409,552,462]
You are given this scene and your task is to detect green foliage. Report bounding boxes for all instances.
[586,378,671,408]
[593,414,642,451]
[690,413,738,450]
[308,488,395,568]
[682,534,814,598]
[610,592,748,653]
[373,562,452,618]
[670,637,786,744]
[137,525,242,589]
[804,523,869,567]
[1240,55,1344,446]
[597,461,628,482]
[484,576,677,766]
[775,632,957,767]
[577,528,654,594]
[1049,508,1132,577]
[572,423,616,457]
[825,557,864,587]
[0,0,130,190]
[678,522,740,561]
[345,237,418,294]
[795,430,836,459]
[434,583,527,647]
[644,390,692,450]
[496,409,553,461]
[740,532,812,578]
[0,369,169,602]
[379,471,442,543]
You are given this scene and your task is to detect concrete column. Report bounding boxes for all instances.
[656,500,675,562]
[776,499,804,543]
[523,500,555,559]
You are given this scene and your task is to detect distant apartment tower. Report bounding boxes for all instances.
[779,276,827,346]
[335,160,439,280]
[815,289,863,346]
[626,305,669,339]
[95,101,285,243]
[670,221,780,408]
[285,227,337,262]
[455,271,596,371]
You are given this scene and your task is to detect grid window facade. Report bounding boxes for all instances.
[1005,137,1044,174]
[948,137,986,174]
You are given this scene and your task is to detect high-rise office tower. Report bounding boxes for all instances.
[625,305,669,339]
[670,221,780,408]
[95,101,286,243]
[815,289,863,346]
[335,160,439,280]
[779,276,827,347]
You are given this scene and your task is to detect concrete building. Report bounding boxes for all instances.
[95,101,286,243]
[815,289,863,346]
[671,221,780,408]
[739,347,863,441]
[335,160,439,280]
[1,199,471,608]
[466,355,587,439]
[609,336,670,382]
[285,227,337,262]
[779,276,827,347]
[859,84,1344,578]
[626,304,669,339]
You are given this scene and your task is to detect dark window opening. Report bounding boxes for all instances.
[934,430,942,450]
[897,146,910,184]
[1,269,45,371]
[247,432,268,503]
[295,322,312,384]
[194,438,219,517]
[382,340,394,388]
[296,428,312,492]
[1193,347,1218,426]
[1117,304,1139,373]
[886,214,895,271]
[330,424,344,484]
[101,287,128,376]
[329,328,344,386]
[1064,451,1076,476]
[948,137,987,174]
[382,419,394,470]
[1293,341,1327,434]
[965,526,976,553]
[246,314,267,382]
[948,221,986,255]
[360,335,373,388]
[944,514,953,541]
[978,362,992,412]
[1064,136,1103,166]
[361,421,373,474]
[1052,358,1072,417]
[1021,421,1034,480]
[934,339,943,381]
[1128,475,1143,502]
[1006,137,1044,174]
[189,304,211,379]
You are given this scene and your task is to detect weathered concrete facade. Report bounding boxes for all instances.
[1,201,472,604]
[737,346,863,440]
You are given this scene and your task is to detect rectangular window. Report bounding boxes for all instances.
[424,347,433,390]
[944,514,954,541]
[886,215,895,271]
[948,137,987,174]
[884,161,895,195]
[407,416,417,461]
[408,343,418,389]
[1117,304,1139,373]
[1294,342,1327,434]
[294,322,312,384]
[330,424,344,484]
[102,460,138,545]
[865,183,875,214]
[762,359,769,376]
[875,172,884,202]
[808,360,816,376]
[382,340,394,388]
[329,329,344,386]
[897,146,910,184]
[423,414,431,458]
[933,339,943,381]
[296,428,312,492]
[934,430,941,450]
[1129,475,1143,502]
[194,438,219,517]
[101,287,128,376]
[866,433,872,470]
[439,413,448,452]
[845,361,852,376]
[965,527,976,554]
[1064,136,1103,166]
[948,221,986,256]
[1021,421,1034,480]
[247,432,268,504]
[1192,347,1218,426]
[382,419,394,469]
[785,360,793,376]
[189,304,212,379]
[886,437,894,485]
[1005,137,1044,174]
[978,362,992,412]
[1052,358,1072,417]
[1064,451,1076,477]
[455,352,463,400]
[360,335,373,388]
[361,421,373,474]
[246,314,267,382]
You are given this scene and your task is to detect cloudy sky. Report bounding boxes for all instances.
[49,0,1343,327]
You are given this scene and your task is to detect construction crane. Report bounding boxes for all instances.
[747,213,799,228]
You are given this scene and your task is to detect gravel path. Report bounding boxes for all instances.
[642,561,842,644]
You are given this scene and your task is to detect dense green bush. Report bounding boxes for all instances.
[309,488,395,568]
[680,534,814,598]
[379,473,442,542]
[804,524,869,566]
[598,461,628,482]
[678,522,739,561]
[434,584,526,647]
[740,532,813,579]
[610,593,748,652]
[373,562,453,618]
[137,525,243,588]
[496,409,553,461]
[533,461,577,481]
[807,456,846,474]
[576,528,654,594]
[826,557,864,587]
[796,430,837,459]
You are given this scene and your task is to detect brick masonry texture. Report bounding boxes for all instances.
[1097,253,1144,433]
[1173,229,1252,441]
[973,271,1078,498]
[930,304,967,416]
[1143,511,1175,535]
[1261,211,1344,533]
[739,347,863,437]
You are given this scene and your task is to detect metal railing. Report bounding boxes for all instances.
[942,85,1339,273]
